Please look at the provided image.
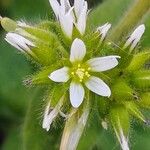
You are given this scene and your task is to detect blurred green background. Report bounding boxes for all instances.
[0,0,150,150]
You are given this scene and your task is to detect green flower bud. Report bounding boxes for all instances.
[0,17,17,32]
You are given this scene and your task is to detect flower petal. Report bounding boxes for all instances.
[5,33,35,52]
[49,67,70,82]
[124,24,145,51]
[60,0,71,13]
[97,23,111,41]
[75,1,88,35]
[59,7,74,38]
[42,96,64,131]
[87,56,120,72]
[70,82,85,108]
[70,38,86,63]
[49,0,60,19]
[74,0,85,18]
[85,76,111,97]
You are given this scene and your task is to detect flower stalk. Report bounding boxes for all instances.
[110,0,150,42]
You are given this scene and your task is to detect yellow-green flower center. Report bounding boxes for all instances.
[71,64,91,82]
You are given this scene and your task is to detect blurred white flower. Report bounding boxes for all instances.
[42,95,64,131]
[97,23,112,41]
[49,0,88,37]
[49,38,120,108]
[5,33,35,56]
[124,24,145,51]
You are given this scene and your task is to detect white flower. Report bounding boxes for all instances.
[124,24,145,51]
[49,0,88,37]
[5,32,35,56]
[42,95,64,131]
[49,0,73,38]
[49,38,120,108]
[97,23,111,41]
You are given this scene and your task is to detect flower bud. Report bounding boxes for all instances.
[1,17,17,32]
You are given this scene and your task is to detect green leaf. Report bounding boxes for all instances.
[2,128,23,150]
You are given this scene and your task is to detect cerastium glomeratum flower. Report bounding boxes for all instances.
[1,0,150,150]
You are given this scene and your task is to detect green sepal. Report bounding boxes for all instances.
[19,26,68,65]
[126,51,150,72]
[109,105,130,137]
[37,20,60,33]
[118,50,133,69]
[0,17,17,32]
[138,93,150,109]
[125,102,145,122]
[48,83,69,107]
[111,80,134,102]
[97,96,110,117]
[36,20,72,50]
[131,70,150,89]
[31,63,62,85]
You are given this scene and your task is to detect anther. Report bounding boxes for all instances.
[88,67,91,71]
[78,64,81,68]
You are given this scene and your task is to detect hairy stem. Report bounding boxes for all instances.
[109,0,150,42]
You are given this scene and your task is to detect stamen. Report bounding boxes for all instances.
[78,64,81,68]
[88,67,91,71]
[71,72,75,75]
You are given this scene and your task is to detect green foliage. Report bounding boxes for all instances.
[22,88,61,150]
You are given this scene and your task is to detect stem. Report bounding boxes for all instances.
[109,0,150,42]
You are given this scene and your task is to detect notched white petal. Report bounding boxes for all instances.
[42,96,64,131]
[5,33,35,53]
[70,82,85,108]
[75,1,88,35]
[87,56,120,72]
[85,76,111,97]
[124,24,145,50]
[70,38,86,63]
[49,67,70,83]
[59,7,74,38]
[49,0,60,19]
[97,23,111,41]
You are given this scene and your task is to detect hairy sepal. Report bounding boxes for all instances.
[126,51,150,72]
[131,70,150,89]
